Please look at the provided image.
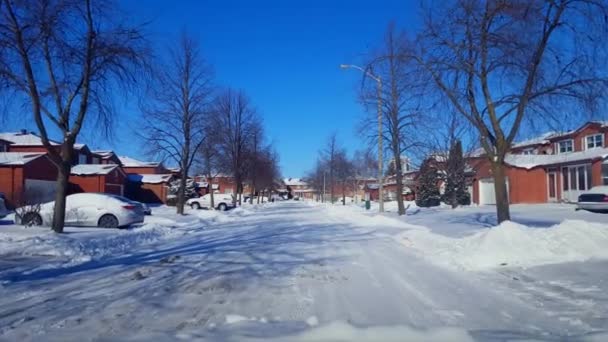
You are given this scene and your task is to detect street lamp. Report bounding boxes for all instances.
[340,64,384,213]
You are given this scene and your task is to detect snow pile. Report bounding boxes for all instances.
[399,220,608,271]
[0,223,182,263]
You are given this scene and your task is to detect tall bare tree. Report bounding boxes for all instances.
[0,0,148,232]
[359,23,425,215]
[140,32,213,214]
[212,89,258,206]
[322,133,340,203]
[415,0,608,222]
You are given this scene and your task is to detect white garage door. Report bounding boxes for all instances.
[479,178,509,205]
[25,179,56,203]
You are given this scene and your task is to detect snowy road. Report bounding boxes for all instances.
[1,202,607,341]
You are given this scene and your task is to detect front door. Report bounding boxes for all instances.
[562,165,592,202]
[548,172,557,202]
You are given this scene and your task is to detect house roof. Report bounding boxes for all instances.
[283,178,308,186]
[127,173,173,184]
[0,152,46,165]
[0,132,59,146]
[119,156,160,168]
[512,131,564,149]
[505,147,608,169]
[71,164,122,176]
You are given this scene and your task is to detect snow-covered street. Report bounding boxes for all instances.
[1,202,608,341]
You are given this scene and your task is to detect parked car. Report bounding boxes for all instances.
[0,193,8,219]
[186,193,234,211]
[15,193,145,228]
[577,186,608,213]
[133,201,152,215]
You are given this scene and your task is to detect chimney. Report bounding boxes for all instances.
[19,129,27,135]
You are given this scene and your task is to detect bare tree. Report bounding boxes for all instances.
[139,32,213,214]
[0,0,148,232]
[322,133,340,203]
[212,89,258,206]
[306,158,328,202]
[415,0,608,222]
[198,125,224,210]
[359,23,425,215]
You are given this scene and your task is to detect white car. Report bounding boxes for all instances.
[187,193,234,211]
[577,186,608,213]
[16,193,145,228]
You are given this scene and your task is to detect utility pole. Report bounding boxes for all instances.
[340,64,384,212]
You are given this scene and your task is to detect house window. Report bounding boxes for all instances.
[602,164,608,185]
[92,157,100,164]
[522,148,535,155]
[78,153,87,165]
[558,140,573,154]
[585,134,604,150]
[0,144,6,152]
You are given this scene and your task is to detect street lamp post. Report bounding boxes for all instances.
[340,64,384,213]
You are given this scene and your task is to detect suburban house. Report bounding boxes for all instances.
[125,174,173,203]
[0,152,57,208]
[283,178,315,199]
[469,121,608,205]
[69,164,127,196]
[194,174,238,195]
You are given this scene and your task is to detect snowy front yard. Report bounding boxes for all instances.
[1,202,608,341]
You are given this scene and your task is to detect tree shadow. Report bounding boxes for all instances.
[0,208,377,284]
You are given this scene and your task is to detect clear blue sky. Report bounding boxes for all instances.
[4,0,421,177]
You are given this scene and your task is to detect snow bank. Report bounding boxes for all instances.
[248,321,473,342]
[0,223,181,263]
[399,220,608,271]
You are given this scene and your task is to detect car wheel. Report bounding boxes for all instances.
[22,212,42,226]
[191,202,201,210]
[98,214,119,228]
[218,203,227,211]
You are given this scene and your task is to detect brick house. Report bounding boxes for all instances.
[119,156,168,174]
[69,164,127,196]
[469,121,608,205]
[194,174,238,195]
[125,174,173,203]
[0,152,58,208]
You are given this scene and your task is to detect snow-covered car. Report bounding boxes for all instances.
[0,193,8,219]
[577,186,608,213]
[16,193,145,228]
[187,193,234,211]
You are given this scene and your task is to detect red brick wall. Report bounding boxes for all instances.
[69,175,103,194]
[123,166,163,174]
[23,156,57,181]
[507,167,547,203]
[7,146,50,153]
[0,167,23,208]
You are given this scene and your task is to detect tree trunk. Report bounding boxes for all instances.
[51,160,71,233]
[176,169,187,215]
[342,182,346,205]
[393,153,406,216]
[492,161,511,223]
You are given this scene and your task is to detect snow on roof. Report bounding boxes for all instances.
[73,143,87,150]
[506,147,608,169]
[0,152,45,165]
[71,164,120,175]
[283,178,308,186]
[512,132,564,148]
[119,156,159,167]
[0,132,59,146]
[127,173,173,184]
[92,150,116,158]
